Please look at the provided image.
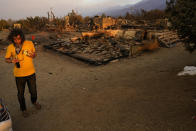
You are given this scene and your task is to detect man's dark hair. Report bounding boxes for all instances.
[7,29,25,45]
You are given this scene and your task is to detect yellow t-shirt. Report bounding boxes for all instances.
[5,40,36,77]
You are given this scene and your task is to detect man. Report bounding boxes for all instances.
[5,29,41,117]
[0,99,12,131]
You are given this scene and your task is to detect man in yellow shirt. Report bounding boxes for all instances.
[5,29,41,117]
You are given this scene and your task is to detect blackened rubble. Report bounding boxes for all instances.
[44,29,183,65]
[44,35,138,65]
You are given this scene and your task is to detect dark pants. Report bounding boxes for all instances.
[15,73,37,111]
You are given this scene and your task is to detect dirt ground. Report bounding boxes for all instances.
[1,32,196,131]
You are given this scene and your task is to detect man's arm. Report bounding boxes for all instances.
[5,58,19,63]
[5,45,14,63]
[29,41,37,58]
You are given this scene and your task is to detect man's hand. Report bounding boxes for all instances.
[12,59,19,64]
[28,51,36,58]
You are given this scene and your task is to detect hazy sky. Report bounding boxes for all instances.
[0,0,142,20]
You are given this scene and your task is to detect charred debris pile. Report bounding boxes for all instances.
[44,32,140,65]
[44,18,182,65]
[44,29,181,65]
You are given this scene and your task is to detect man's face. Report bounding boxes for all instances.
[13,35,22,45]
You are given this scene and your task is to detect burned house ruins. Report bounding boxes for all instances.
[44,15,181,65]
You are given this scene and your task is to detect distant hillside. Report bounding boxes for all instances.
[100,0,167,17]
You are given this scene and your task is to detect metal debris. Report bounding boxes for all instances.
[157,31,182,48]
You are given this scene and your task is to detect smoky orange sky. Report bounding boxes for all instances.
[0,0,142,20]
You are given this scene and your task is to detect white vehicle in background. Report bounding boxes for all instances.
[0,99,12,131]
